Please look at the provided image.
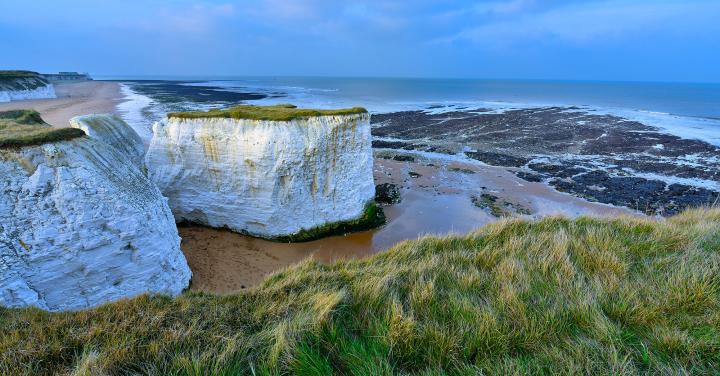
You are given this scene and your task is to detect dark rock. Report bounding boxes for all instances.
[465,151,529,167]
[515,171,544,182]
[472,193,532,217]
[372,140,412,149]
[375,183,401,205]
[550,171,667,214]
[124,81,266,103]
[528,163,588,178]
[449,167,476,174]
[392,155,415,162]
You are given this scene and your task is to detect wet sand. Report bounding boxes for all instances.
[182,150,635,294]
[0,81,121,127]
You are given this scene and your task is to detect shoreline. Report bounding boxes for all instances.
[0,81,122,127]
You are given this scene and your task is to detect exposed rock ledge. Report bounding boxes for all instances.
[0,130,191,311]
[146,105,377,239]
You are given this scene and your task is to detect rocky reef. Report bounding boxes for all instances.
[0,110,191,311]
[0,70,56,102]
[146,104,379,239]
[70,113,146,167]
[372,107,720,215]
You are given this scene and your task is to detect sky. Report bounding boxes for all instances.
[1,0,719,82]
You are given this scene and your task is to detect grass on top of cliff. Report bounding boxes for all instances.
[168,103,368,122]
[3,208,720,375]
[0,110,85,148]
[0,70,42,79]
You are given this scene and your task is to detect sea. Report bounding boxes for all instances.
[103,76,720,146]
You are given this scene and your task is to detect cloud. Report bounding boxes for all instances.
[143,3,237,34]
[247,0,321,20]
[470,0,537,15]
[437,0,720,45]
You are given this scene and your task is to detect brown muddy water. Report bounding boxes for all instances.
[182,152,636,294]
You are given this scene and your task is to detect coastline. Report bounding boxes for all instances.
[4,80,713,294]
[0,81,122,127]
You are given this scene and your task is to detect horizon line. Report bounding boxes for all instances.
[89,74,720,85]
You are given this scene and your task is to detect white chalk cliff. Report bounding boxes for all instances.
[70,114,146,167]
[146,112,376,238]
[0,138,191,311]
[0,75,56,102]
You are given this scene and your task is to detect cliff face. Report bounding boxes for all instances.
[146,113,376,238]
[0,72,56,102]
[70,114,146,167]
[43,72,92,82]
[0,137,191,311]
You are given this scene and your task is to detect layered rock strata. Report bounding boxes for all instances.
[70,113,146,166]
[0,112,190,311]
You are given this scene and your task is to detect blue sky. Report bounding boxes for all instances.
[1,0,719,82]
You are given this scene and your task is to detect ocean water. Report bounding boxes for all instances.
[109,77,720,146]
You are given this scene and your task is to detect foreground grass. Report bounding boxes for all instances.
[2,208,719,375]
[168,103,368,122]
[0,110,85,148]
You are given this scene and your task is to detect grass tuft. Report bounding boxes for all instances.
[1,208,719,374]
[0,110,85,148]
[168,103,368,122]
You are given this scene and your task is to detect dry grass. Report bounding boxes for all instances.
[1,208,719,375]
[0,110,85,148]
[168,104,368,122]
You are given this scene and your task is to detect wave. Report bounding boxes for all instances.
[117,84,154,143]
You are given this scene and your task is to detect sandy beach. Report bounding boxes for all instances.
[0,81,121,127]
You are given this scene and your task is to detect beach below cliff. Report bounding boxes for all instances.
[0,81,121,127]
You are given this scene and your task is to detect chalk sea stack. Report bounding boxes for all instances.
[146,104,382,241]
[0,70,56,102]
[0,110,191,311]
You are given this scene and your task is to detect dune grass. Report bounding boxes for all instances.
[0,110,85,148]
[1,208,720,375]
[168,104,368,122]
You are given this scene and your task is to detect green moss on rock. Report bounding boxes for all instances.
[0,110,85,148]
[168,104,368,122]
[274,202,386,242]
